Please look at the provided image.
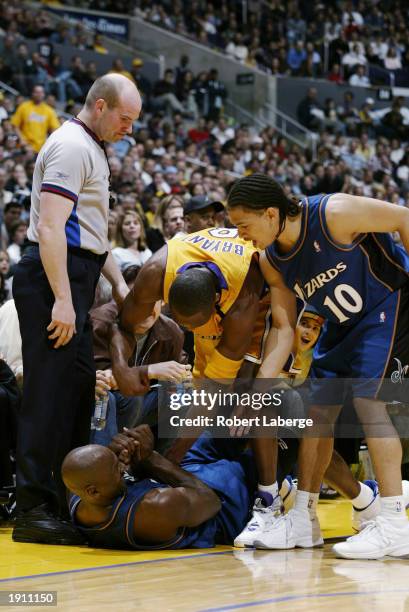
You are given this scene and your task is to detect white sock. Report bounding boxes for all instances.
[351,482,375,510]
[294,490,319,517]
[258,482,279,498]
[380,496,408,522]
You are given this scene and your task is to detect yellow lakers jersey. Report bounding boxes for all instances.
[164,227,257,377]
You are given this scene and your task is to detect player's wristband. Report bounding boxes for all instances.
[204,349,243,380]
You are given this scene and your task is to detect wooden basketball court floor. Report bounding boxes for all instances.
[1,500,409,611]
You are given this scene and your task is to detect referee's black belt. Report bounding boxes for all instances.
[25,240,107,264]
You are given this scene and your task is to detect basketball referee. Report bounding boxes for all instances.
[12,74,142,545]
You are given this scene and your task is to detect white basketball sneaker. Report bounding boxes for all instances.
[352,480,409,532]
[254,509,324,550]
[234,491,282,548]
[333,515,409,560]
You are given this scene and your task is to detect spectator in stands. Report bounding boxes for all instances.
[286,7,307,42]
[337,90,360,134]
[26,52,51,93]
[342,43,367,77]
[301,42,322,78]
[211,118,235,145]
[108,209,119,249]
[0,92,10,122]
[188,117,210,145]
[152,69,189,116]
[49,23,72,45]
[342,1,364,28]
[109,58,134,82]
[91,33,108,55]
[146,194,185,252]
[0,202,22,251]
[112,210,152,272]
[0,168,13,215]
[0,58,13,88]
[192,71,211,117]
[175,54,190,93]
[316,163,344,193]
[381,100,408,140]
[183,195,224,234]
[5,165,31,198]
[384,47,402,71]
[129,59,151,108]
[287,40,307,76]
[226,33,249,63]
[175,70,198,120]
[396,151,409,193]
[63,56,89,102]
[270,57,285,76]
[349,64,371,87]
[323,98,344,133]
[297,87,324,131]
[6,220,27,267]
[358,99,376,136]
[0,251,11,305]
[11,85,59,152]
[396,97,409,126]
[341,139,367,174]
[206,69,227,121]
[369,33,389,63]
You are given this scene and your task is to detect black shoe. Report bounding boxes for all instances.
[12,504,86,545]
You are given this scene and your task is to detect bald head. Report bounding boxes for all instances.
[85,73,140,110]
[80,73,142,142]
[62,444,116,490]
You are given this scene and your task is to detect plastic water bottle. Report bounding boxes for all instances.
[91,394,109,431]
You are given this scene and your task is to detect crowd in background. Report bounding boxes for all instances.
[1,61,409,309]
[66,0,409,86]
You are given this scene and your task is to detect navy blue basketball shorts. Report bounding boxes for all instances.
[309,287,409,405]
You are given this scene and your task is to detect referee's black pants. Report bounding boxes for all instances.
[13,245,106,513]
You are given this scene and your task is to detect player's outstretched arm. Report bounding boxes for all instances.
[112,248,166,395]
[132,451,221,543]
[110,323,151,396]
[326,193,409,252]
[257,252,296,380]
[119,247,166,333]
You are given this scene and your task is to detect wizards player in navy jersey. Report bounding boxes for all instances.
[62,425,257,550]
[227,173,409,560]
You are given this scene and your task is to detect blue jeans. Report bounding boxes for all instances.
[90,392,118,446]
[90,389,159,446]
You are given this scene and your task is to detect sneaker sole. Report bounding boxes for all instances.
[334,545,409,560]
[254,539,324,550]
[233,539,257,548]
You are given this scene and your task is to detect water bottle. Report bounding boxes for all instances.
[91,394,109,431]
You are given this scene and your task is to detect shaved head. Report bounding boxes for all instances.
[62,445,123,503]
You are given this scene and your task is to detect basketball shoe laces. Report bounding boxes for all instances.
[248,496,282,531]
[350,515,390,545]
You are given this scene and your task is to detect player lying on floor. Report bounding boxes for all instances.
[62,425,409,549]
[62,426,260,549]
